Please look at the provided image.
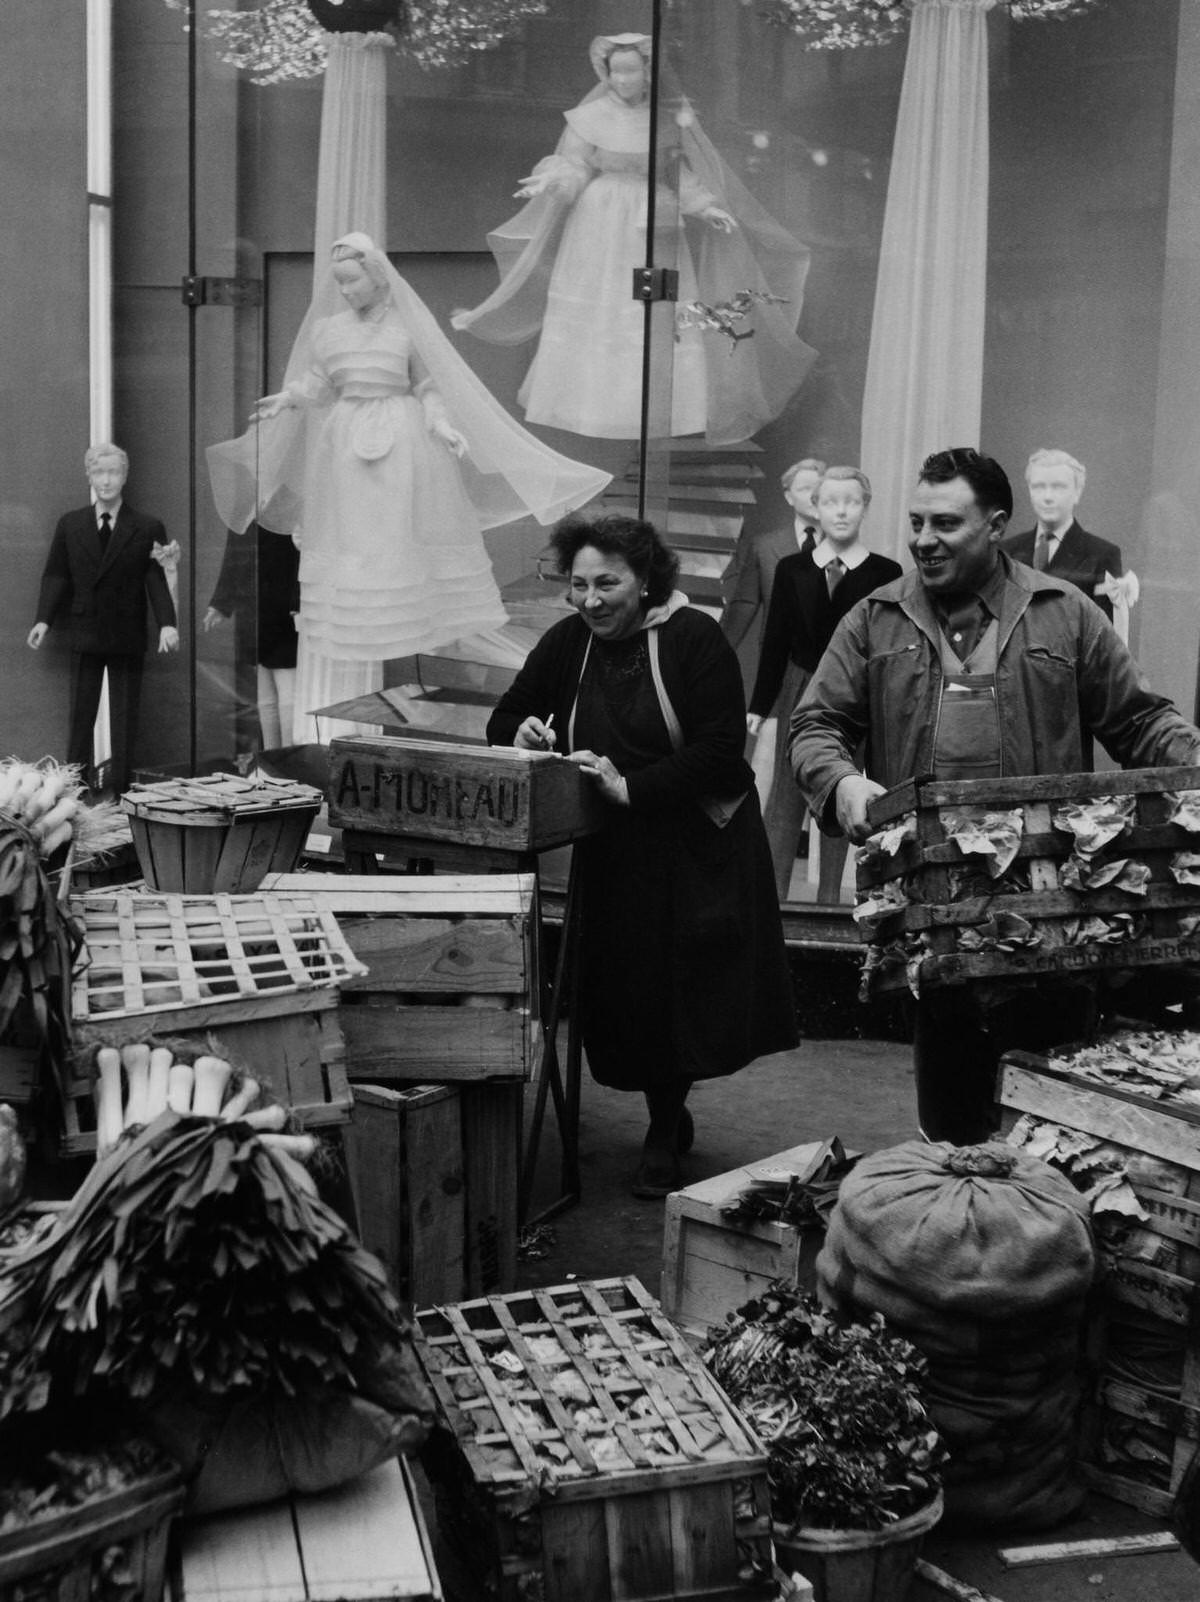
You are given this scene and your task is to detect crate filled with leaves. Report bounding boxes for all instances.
[64,889,366,1153]
[1000,1028,1200,1515]
[416,1275,774,1602]
[856,765,1200,996]
[0,1427,184,1602]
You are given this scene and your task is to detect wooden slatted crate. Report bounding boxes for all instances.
[328,736,605,854]
[174,1457,440,1602]
[416,1276,774,1602]
[857,765,1200,995]
[266,874,540,1083]
[344,1082,521,1303]
[123,773,322,894]
[64,890,366,1154]
[660,1141,847,1343]
[998,1041,1200,1516]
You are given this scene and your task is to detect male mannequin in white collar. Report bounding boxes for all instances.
[28,443,178,794]
[720,457,826,653]
[1001,448,1123,622]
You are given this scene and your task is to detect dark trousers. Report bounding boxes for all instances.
[68,650,145,794]
[913,980,1099,1145]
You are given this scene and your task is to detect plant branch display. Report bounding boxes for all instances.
[702,1283,946,1532]
[760,0,1106,52]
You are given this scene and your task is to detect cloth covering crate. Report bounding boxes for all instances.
[999,1034,1200,1516]
[416,1276,774,1602]
[660,1140,848,1343]
[856,764,1200,996]
[264,873,539,1082]
[64,889,366,1154]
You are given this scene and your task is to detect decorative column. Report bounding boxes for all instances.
[858,0,997,564]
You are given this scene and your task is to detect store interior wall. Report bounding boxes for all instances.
[0,0,1193,775]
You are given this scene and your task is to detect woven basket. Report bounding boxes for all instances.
[773,1491,943,1602]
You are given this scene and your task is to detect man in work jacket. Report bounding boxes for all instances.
[789,445,1200,1144]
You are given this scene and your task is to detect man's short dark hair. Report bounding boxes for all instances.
[918,447,1013,520]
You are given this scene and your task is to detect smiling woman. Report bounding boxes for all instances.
[487,512,798,1199]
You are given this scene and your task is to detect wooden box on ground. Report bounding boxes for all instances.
[416,1276,774,1602]
[0,1462,184,1602]
[660,1140,843,1343]
[344,1082,521,1303]
[998,1045,1200,1516]
[64,889,366,1154]
[175,1457,440,1602]
[857,764,1200,995]
[328,736,606,854]
[266,874,540,1083]
[123,774,322,894]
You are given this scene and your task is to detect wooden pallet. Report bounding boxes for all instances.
[857,765,1200,994]
[417,1276,773,1602]
[174,1457,440,1602]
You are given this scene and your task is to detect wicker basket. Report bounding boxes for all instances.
[772,1492,943,1602]
[0,1464,184,1602]
[122,774,322,894]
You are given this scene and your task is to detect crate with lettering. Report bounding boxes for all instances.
[267,873,540,1082]
[998,1032,1200,1516]
[856,765,1200,996]
[417,1276,774,1602]
[64,889,365,1154]
[328,735,606,856]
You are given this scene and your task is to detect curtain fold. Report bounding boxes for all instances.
[859,0,996,565]
[300,31,392,742]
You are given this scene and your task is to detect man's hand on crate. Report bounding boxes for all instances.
[835,773,887,842]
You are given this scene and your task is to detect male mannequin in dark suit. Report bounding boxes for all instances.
[1001,448,1123,622]
[28,444,179,793]
[720,457,826,652]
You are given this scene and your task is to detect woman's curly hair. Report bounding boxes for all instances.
[549,512,680,608]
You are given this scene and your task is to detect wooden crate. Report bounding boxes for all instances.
[328,736,606,853]
[856,764,1200,995]
[267,874,539,1083]
[344,1081,521,1303]
[416,1276,774,1602]
[123,773,322,894]
[64,889,365,1154]
[997,1045,1200,1516]
[175,1457,440,1602]
[0,1464,184,1602]
[660,1141,843,1343]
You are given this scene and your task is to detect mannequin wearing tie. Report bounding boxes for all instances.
[1000,448,1123,623]
[747,466,902,899]
[719,458,826,655]
[28,444,178,793]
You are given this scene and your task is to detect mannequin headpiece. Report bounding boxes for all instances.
[330,231,391,293]
[589,33,652,82]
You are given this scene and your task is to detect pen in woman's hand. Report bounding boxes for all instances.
[542,712,557,751]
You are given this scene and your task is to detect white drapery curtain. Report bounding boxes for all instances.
[859,0,996,566]
[296,30,392,744]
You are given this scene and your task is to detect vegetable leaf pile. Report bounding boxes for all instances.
[0,1111,421,1419]
[701,1283,945,1531]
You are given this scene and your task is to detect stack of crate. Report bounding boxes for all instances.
[66,888,364,1155]
[416,1276,774,1602]
[998,1038,1200,1515]
[267,871,541,1304]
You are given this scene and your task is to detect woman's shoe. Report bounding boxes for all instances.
[631,1143,682,1199]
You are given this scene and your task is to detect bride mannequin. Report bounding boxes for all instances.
[208,233,610,739]
[454,33,814,444]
